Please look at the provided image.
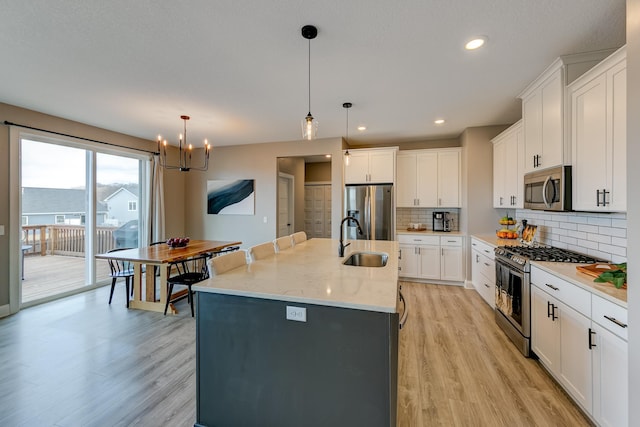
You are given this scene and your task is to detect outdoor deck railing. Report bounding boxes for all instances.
[22,225,117,257]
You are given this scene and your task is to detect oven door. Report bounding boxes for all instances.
[495,259,529,337]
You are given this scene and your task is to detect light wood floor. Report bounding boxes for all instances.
[0,281,591,426]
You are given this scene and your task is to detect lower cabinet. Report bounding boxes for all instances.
[530,266,628,426]
[470,238,496,307]
[398,234,463,282]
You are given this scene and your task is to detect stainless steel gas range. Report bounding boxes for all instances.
[494,245,605,357]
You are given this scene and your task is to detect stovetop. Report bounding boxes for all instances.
[495,245,607,268]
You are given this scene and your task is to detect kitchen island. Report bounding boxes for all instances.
[193,238,400,427]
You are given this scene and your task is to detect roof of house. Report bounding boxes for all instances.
[22,187,108,214]
[103,187,138,202]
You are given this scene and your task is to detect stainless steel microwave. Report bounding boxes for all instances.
[523,165,572,211]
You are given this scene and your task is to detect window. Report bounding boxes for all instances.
[128,201,137,211]
[22,216,28,226]
[55,215,66,224]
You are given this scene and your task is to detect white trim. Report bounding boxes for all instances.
[0,304,10,318]
[277,172,295,237]
[9,126,21,313]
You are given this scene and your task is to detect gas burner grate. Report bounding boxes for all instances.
[499,245,607,264]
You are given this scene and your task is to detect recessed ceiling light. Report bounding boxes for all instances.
[434,119,445,125]
[465,36,487,50]
[357,126,366,131]
[325,154,331,158]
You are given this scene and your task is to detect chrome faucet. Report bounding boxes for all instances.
[339,216,363,257]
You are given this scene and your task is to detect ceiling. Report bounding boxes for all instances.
[0,1,626,148]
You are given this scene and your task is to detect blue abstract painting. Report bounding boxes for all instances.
[207,179,255,215]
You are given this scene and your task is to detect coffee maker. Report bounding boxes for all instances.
[432,211,450,232]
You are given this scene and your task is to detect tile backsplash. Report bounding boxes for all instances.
[515,209,627,263]
[396,208,460,231]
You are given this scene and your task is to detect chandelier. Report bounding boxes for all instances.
[157,115,210,171]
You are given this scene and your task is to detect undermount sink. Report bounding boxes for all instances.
[343,251,389,267]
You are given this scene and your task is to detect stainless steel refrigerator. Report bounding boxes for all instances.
[344,184,394,240]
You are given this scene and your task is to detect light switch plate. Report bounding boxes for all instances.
[286,306,307,322]
[0,225,4,236]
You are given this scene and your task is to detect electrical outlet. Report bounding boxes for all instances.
[263,216,268,223]
[286,306,307,322]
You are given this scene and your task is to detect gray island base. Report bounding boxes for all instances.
[193,238,400,427]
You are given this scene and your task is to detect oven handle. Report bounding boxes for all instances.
[399,290,408,329]
[542,175,552,208]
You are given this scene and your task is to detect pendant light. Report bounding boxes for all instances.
[301,25,318,140]
[343,102,352,166]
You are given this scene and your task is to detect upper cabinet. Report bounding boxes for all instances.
[518,50,614,174]
[397,148,461,208]
[569,46,626,212]
[344,148,396,184]
[492,120,524,208]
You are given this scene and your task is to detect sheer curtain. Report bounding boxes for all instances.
[149,155,165,244]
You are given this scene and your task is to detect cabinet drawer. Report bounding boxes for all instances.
[592,295,628,341]
[476,252,495,282]
[470,238,495,259]
[440,236,463,247]
[397,234,439,245]
[531,266,591,317]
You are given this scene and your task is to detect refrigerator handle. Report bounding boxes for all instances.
[364,186,371,240]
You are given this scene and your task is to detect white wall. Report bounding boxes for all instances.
[626,0,639,421]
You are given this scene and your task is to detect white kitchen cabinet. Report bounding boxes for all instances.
[521,66,563,173]
[531,277,592,414]
[344,148,396,184]
[470,238,495,307]
[519,51,614,174]
[396,148,460,208]
[591,295,628,427]
[570,46,626,212]
[440,236,464,282]
[304,184,331,238]
[492,120,524,208]
[398,234,463,282]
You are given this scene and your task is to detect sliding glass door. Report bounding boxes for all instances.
[20,137,147,305]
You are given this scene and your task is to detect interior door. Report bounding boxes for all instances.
[278,174,293,237]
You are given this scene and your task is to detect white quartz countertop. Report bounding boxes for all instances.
[193,238,400,313]
[531,261,627,307]
[471,234,627,306]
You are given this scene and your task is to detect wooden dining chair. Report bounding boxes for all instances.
[273,236,293,252]
[210,250,248,276]
[291,231,307,246]
[106,248,135,308]
[248,242,276,262]
[164,253,212,317]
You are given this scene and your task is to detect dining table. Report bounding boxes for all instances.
[96,239,241,314]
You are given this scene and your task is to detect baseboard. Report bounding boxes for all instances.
[0,304,11,318]
[463,279,475,289]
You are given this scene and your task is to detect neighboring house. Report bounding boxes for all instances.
[103,187,139,225]
[21,187,108,226]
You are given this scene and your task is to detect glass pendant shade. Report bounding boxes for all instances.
[344,150,351,166]
[302,113,318,140]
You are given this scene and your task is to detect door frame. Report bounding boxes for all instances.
[277,172,295,237]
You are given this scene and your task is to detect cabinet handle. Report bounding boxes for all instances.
[483,249,491,254]
[484,262,490,267]
[545,283,559,291]
[547,301,553,318]
[551,304,558,321]
[399,249,402,260]
[596,189,602,207]
[441,248,444,256]
[439,198,442,206]
[588,328,596,350]
[476,254,479,263]
[484,283,490,288]
[602,189,610,207]
[604,315,628,329]
[399,290,409,329]
[500,197,504,206]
